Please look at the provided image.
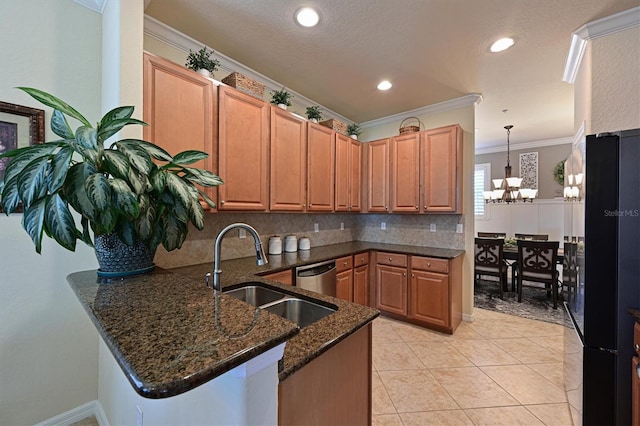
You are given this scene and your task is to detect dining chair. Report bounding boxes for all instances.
[474,238,508,299]
[515,233,549,241]
[478,232,506,238]
[515,240,560,308]
[561,242,579,303]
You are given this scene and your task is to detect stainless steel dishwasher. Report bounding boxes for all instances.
[295,260,337,297]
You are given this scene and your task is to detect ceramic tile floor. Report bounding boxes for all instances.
[372,308,573,425]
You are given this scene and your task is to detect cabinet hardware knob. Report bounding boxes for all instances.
[388,257,392,261]
[427,262,431,267]
[385,206,388,210]
[411,274,415,278]
[344,262,347,265]
[635,344,640,352]
[220,200,225,204]
[424,206,427,209]
[415,206,419,209]
[403,272,406,276]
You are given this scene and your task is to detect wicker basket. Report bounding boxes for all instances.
[221,72,265,99]
[399,117,423,135]
[319,118,348,135]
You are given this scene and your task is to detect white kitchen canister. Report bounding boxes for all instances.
[268,236,282,255]
[284,235,298,252]
[298,237,311,250]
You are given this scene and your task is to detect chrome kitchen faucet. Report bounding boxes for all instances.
[210,223,268,293]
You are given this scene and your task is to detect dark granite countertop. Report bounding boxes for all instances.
[68,241,463,399]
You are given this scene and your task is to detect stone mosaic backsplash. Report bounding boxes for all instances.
[154,212,464,268]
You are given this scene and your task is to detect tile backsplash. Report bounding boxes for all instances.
[154,212,464,268]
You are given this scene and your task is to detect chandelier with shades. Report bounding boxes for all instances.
[483,125,538,203]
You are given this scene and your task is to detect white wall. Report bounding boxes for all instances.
[0,1,101,424]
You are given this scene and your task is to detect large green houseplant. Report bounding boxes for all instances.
[0,87,223,275]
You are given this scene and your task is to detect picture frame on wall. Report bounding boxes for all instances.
[0,100,45,212]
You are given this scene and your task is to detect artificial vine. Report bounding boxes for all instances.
[553,161,565,185]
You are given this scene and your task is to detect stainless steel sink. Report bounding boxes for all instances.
[224,284,286,306]
[262,298,335,328]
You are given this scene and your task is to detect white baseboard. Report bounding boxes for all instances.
[462,312,475,322]
[36,400,109,426]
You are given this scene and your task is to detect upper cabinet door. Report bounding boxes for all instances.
[270,106,307,211]
[421,124,463,213]
[350,138,362,212]
[307,123,335,212]
[218,86,270,211]
[367,138,390,212]
[390,133,420,213]
[335,133,350,212]
[143,52,217,209]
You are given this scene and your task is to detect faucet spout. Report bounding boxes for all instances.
[212,223,268,293]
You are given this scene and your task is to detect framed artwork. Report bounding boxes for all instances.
[0,101,45,211]
[519,151,538,189]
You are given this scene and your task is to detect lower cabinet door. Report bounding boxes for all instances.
[353,264,369,306]
[409,270,449,328]
[336,269,353,302]
[633,356,640,426]
[376,264,407,316]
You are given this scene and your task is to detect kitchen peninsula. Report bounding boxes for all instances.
[68,241,462,424]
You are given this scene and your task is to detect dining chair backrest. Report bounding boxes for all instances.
[516,240,559,281]
[515,233,549,241]
[478,232,506,238]
[563,242,578,272]
[474,238,505,272]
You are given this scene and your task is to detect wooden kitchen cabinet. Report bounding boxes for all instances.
[353,253,370,306]
[307,122,335,212]
[409,257,450,328]
[421,124,463,213]
[335,134,362,212]
[218,86,270,210]
[367,138,390,212]
[390,132,420,212]
[376,252,408,316]
[336,255,354,302]
[633,322,640,426]
[270,106,307,211]
[142,52,217,209]
[279,323,372,425]
[262,269,293,285]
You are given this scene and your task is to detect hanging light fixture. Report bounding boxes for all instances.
[563,156,583,202]
[483,125,537,203]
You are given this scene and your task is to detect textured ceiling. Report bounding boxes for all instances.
[145,0,638,149]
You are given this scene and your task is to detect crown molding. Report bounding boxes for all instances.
[73,0,107,13]
[563,6,640,84]
[475,136,573,155]
[360,94,483,129]
[143,15,354,124]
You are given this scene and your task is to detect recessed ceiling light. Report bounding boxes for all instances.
[490,37,515,53]
[296,7,319,27]
[377,80,392,91]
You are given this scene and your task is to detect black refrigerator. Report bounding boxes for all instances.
[565,128,640,425]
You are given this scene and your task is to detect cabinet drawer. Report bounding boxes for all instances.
[377,252,407,267]
[336,255,353,272]
[411,256,449,273]
[354,252,369,267]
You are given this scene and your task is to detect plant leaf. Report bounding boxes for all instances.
[102,150,130,180]
[17,87,91,127]
[135,194,155,241]
[93,209,117,235]
[165,173,193,210]
[116,219,136,246]
[44,194,78,251]
[98,117,147,142]
[150,169,166,193]
[197,189,217,209]
[183,167,224,187]
[51,110,74,139]
[85,173,111,211]
[75,126,99,151]
[162,214,187,251]
[1,175,21,213]
[189,196,205,230]
[22,197,46,253]
[101,106,134,124]
[48,146,73,193]
[80,216,94,247]
[64,163,97,220]
[127,167,149,195]
[17,157,50,207]
[109,178,139,218]
[2,143,58,181]
[116,142,152,175]
[171,150,208,165]
[130,139,173,162]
